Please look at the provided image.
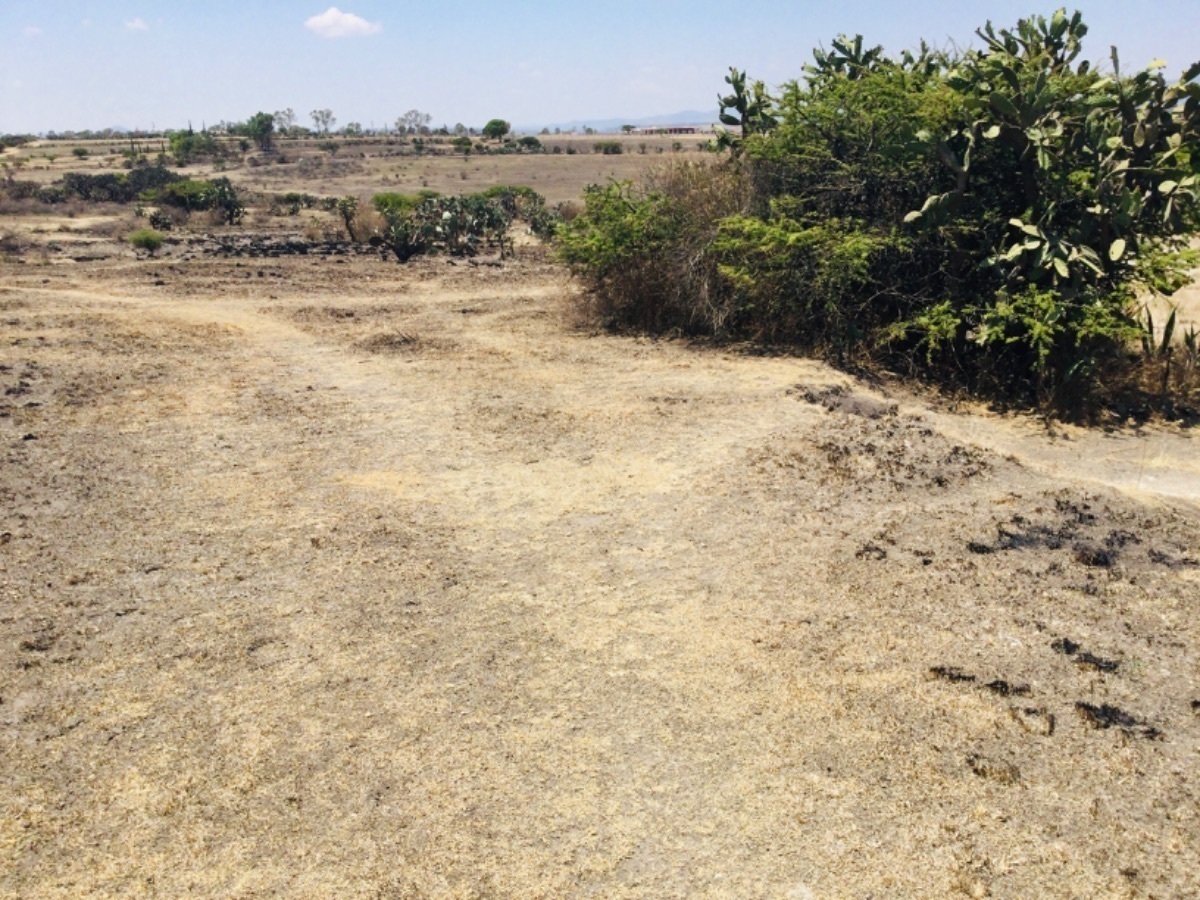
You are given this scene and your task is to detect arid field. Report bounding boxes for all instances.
[2,145,1200,897]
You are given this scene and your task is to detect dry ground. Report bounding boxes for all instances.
[1,232,1199,898]
[3,134,711,206]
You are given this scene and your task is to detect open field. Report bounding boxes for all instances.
[1,199,1199,897]
[1,133,713,206]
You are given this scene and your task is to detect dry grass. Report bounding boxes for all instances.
[5,134,714,205]
[0,241,1199,896]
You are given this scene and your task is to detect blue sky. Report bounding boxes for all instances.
[2,1,1198,133]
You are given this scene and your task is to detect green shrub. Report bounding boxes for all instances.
[129,228,164,255]
[377,193,513,262]
[34,185,66,204]
[156,179,213,210]
[277,192,319,214]
[372,192,421,218]
[562,9,1200,412]
[71,147,88,159]
[168,129,220,164]
[148,209,175,230]
[560,162,748,331]
[593,141,623,155]
[480,186,561,238]
[57,166,181,205]
[153,177,243,223]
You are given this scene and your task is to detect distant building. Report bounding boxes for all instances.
[634,126,700,135]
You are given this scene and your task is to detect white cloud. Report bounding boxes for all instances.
[23,26,43,37]
[304,7,381,39]
[125,18,149,32]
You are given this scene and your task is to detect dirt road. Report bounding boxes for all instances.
[2,249,1198,897]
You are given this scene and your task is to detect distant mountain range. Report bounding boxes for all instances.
[519,110,719,134]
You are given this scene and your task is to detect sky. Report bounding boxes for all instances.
[2,1,1199,134]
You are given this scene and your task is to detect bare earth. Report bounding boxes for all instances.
[2,242,1199,898]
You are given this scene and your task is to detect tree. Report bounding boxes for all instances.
[482,119,511,141]
[273,108,297,136]
[343,122,363,137]
[395,109,432,135]
[621,124,636,134]
[246,112,275,151]
[168,127,219,164]
[453,123,467,136]
[311,109,336,134]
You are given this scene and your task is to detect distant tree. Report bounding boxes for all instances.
[343,122,363,137]
[517,136,543,152]
[584,126,596,135]
[273,108,297,136]
[394,109,432,135]
[246,112,275,151]
[453,123,467,136]
[169,127,220,164]
[482,119,511,141]
[311,109,336,134]
[451,136,473,154]
[621,124,636,134]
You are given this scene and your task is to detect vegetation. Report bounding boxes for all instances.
[311,109,336,134]
[396,110,433,135]
[154,176,244,223]
[371,191,439,219]
[560,9,1200,413]
[274,108,298,136]
[480,185,563,239]
[129,228,164,255]
[243,112,276,151]
[59,165,183,203]
[482,119,511,141]
[363,186,561,262]
[168,128,220,165]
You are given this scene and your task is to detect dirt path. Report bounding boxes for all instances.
[2,254,1199,898]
